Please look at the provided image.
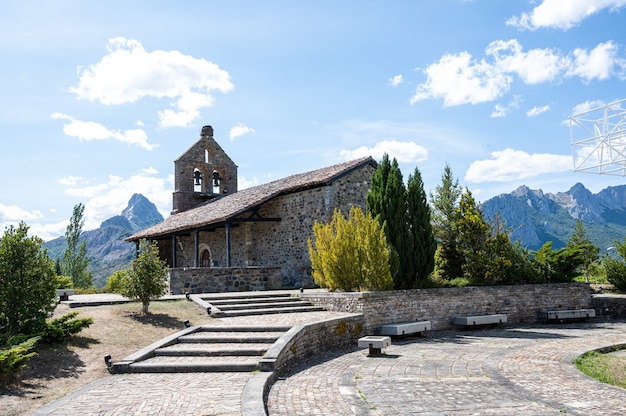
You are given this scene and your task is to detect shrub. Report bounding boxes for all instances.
[308,207,394,291]
[0,336,39,387]
[40,312,93,343]
[604,257,626,292]
[54,275,73,289]
[119,240,168,313]
[105,269,130,294]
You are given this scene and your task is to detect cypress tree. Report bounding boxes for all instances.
[407,166,436,287]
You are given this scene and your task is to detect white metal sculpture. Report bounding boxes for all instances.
[569,98,626,176]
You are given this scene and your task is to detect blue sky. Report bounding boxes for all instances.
[2,0,626,241]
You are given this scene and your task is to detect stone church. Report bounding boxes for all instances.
[127,125,376,293]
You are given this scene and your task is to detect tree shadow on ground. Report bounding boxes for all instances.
[126,312,185,330]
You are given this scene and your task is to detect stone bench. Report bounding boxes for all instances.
[538,308,596,321]
[380,321,431,337]
[358,336,391,356]
[454,314,507,327]
[57,289,75,301]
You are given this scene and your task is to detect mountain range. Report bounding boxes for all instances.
[480,183,626,252]
[44,193,163,288]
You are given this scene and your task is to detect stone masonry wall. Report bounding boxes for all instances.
[301,283,593,332]
[261,315,365,373]
[172,164,375,290]
[592,295,626,318]
[168,267,281,294]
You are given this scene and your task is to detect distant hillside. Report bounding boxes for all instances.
[481,183,626,252]
[44,193,164,288]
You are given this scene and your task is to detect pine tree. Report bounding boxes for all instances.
[430,164,463,281]
[406,166,436,287]
[566,220,599,283]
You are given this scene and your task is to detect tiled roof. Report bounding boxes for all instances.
[127,156,375,241]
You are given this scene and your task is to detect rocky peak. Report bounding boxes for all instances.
[120,193,164,231]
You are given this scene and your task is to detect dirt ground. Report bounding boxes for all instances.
[0,299,212,416]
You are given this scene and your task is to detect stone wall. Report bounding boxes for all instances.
[260,315,364,373]
[301,283,593,332]
[168,164,375,289]
[592,294,626,318]
[168,267,282,294]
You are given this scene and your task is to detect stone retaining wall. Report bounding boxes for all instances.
[260,315,364,373]
[301,283,593,332]
[592,294,626,318]
[168,267,282,294]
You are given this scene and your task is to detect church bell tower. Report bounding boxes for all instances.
[171,125,238,214]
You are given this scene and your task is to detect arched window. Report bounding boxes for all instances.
[193,168,202,192]
[205,149,210,164]
[200,249,211,267]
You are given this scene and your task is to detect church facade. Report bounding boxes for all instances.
[127,125,376,293]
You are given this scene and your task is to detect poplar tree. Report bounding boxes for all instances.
[62,203,92,288]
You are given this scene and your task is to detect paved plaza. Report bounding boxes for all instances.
[33,311,626,416]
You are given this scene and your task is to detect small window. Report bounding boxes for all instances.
[205,149,210,164]
[200,249,211,267]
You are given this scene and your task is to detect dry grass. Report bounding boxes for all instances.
[0,299,212,416]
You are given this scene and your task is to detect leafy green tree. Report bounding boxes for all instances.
[534,241,584,283]
[367,154,408,287]
[120,239,168,313]
[604,238,626,292]
[406,166,436,287]
[0,223,57,338]
[308,207,393,292]
[430,164,464,281]
[455,190,492,283]
[62,203,92,288]
[567,220,600,283]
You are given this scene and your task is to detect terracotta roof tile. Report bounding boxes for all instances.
[127,156,375,241]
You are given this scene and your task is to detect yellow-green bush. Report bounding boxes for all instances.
[308,207,393,291]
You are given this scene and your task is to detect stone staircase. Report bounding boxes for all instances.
[200,292,325,317]
[114,292,326,374]
[123,325,290,373]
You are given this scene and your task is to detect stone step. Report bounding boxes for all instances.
[196,325,291,333]
[154,342,273,357]
[206,296,298,306]
[199,293,292,303]
[215,300,314,311]
[220,305,325,317]
[179,331,284,344]
[128,356,259,373]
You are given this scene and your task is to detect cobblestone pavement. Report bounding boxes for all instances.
[267,321,626,416]
[33,295,626,416]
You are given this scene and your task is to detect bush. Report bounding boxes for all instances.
[604,257,626,292]
[308,207,394,292]
[119,240,168,313]
[54,275,73,289]
[40,312,93,343]
[105,270,130,294]
[0,337,39,387]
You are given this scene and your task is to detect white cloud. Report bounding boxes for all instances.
[60,169,173,231]
[566,41,625,81]
[57,175,85,187]
[507,0,626,31]
[229,123,256,140]
[69,37,233,128]
[465,148,571,182]
[51,113,157,150]
[410,51,511,106]
[491,95,521,118]
[411,39,626,107]
[571,100,606,116]
[0,203,44,222]
[527,105,551,117]
[238,176,259,190]
[389,74,403,86]
[340,140,428,164]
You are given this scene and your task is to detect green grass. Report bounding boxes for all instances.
[574,350,626,389]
